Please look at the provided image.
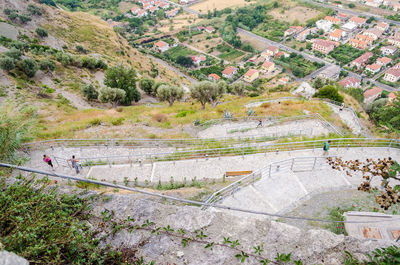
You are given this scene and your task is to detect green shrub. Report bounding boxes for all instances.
[314,85,344,103]
[0,57,16,72]
[81,84,99,100]
[39,59,55,72]
[35,27,48,38]
[27,4,42,15]
[3,47,22,60]
[20,58,38,78]
[176,110,196,117]
[88,118,102,126]
[111,117,124,126]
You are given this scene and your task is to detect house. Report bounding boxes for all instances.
[341,21,358,32]
[292,82,315,99]
[363,87,383,103]
[355,34,374,45]
[137,9,148,17]
[329,29,345,41]
[260,52,271,59]
[383,68,400,83]
[388,32,400,47]
[208,73,220,81]
[350,52,373,69]
[376,57,392,66]
[349,16,367,27]
[349,38,368,49]
[318,65,341,80]
[394,62,400,69]
[365,63,382,74]
[205,26,215,34]
[284,26,303,37]
[275,51,285,58]
[243,69,259,83]
[156,1,170,9]
[154,40,169,52]
[316,20,332,32]
[312,39,336,54]
[148,6,158,13]
[376,22,389,32]
[380,45,397,56]
[222,66,238,79]
[325,16,341,24]
[278,77,289,85]
[363,28,383,40]
[131,6,141,14]
[296,27,317,41]
[388,92,397,102]
[191,55,206,65]
[262,61,275,72]
[337,13,349,22]
[338,76,361,88]
[265,46,279,56]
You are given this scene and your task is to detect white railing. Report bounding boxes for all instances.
[201,156,332,210]
[51,138,399,169]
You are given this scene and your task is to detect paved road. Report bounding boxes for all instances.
[150,55,198,84]
[164,0,202,15]
[303,0,400,26]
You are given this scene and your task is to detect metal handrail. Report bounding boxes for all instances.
[201,156,332,209]
[50,138,399,168]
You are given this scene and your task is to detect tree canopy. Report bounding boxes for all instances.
[104,66,140,105]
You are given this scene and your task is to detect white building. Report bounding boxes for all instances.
[316,20,333,33]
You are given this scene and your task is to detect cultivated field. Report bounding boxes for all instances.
[158,14,198,33]
[268,6,322,24]
[190,0,254,13]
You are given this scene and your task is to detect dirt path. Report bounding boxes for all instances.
[59,89,92,110]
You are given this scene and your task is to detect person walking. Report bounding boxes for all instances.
[70,155,80,174]
[257,119,263,128]
[323,140,331,156]
[339,102,344,111]
[43,155,54,170]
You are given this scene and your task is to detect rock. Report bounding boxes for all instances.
[0,251,29,265]
[165,206,215,231]
[176,251,184,258]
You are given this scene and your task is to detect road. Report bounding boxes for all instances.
[164,0,202,15]
[303,0,400,26]
[150,55,198,84]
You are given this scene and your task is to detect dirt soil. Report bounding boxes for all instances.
[268,6,322,24]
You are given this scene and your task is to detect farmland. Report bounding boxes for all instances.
[190,0,254,13]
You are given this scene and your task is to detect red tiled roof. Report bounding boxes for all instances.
[377,57,392,65]
[245,69,258,77]
[352,52,373,64]
[386,68,400,78]
[350,16,367,24]
[222,66,237,75]
[364,87,383,99]
[338,76,361,87]
[154,40,168,48]
[366,63,381,71]
[262,61,274,68]
[208,73,220,80]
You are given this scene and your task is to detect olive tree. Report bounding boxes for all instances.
[190,80,226,109]
[20,58,38,78]
[157,84,184,106]
[139,78,155,96]
[98,86,126,108]
[0,57,16,72]
[104,65,140,105]
[230,81,248,97]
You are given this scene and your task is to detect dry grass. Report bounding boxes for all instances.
[118,1,138,13]
[190,0,254,13]
[268,5,321,24]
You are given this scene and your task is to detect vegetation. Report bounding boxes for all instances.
[104,66,140,105]
[329,45,364,66]
[139,78,156,96]
[276,53,323,78]
[98,86,126,108]
[20,58,39,78]
[35,27,48,38]
[81,84,99,100]
[386,14,400,22]
[313,85,344,102]
[366,93,400,132]
[190,81,227,109]
[0,104,35,163]
[156,85,184,106]
[341,87,364,103]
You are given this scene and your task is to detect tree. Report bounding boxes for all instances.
[81,84,99,100]
[371,94,400,131]
[176,56,193,67]
[348,3,355,8]
[98,86,126,108]
[27,4,43,15]
[230,81,248,97]
[139,78,155,96]
[156,84,184,106]
[313,85,344,102]
[0,57,16,72]
[20,58,38,78]
[190,81,226,109]
[313,77,325,89]
[104,66,140,105]
[35,27,48,38]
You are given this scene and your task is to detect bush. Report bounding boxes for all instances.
[18,14,32,24]
[156,84,184,106]
[3,47,22,60]
[98,86,126,107]
[80,56,97,70]
[0,177,123,264]
[314,85,344,103]
[20,58,38,78]
[152,113,168,122]
[35,27,48,38]
[76,45,87,54]
[27,4,42,15]
[0,57,16,72]
[81,84,99,100]
[39,59,55,72]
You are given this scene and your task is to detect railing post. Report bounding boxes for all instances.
[108,158,111,168]
[291,158,295,170]
[337,140,341,151]
[312,157,317,170]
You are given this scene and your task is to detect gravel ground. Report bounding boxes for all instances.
[281,189,400,231]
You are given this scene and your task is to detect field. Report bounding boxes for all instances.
[237,31,268,52]
[216,44,245,60]
[163,46,199,61]
[158,13,199,33]
[268,5,322,24]
[190,0,254,13]
[118,1,138,13]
